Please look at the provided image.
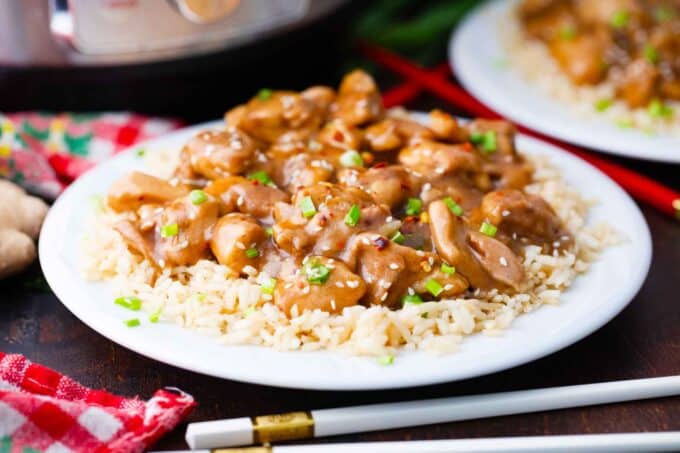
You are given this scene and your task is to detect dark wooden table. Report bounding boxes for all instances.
[2,66,680,450]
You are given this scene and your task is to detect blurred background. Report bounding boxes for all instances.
[0,0,478,122]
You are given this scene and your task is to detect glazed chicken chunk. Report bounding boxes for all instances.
[106,69,574,317]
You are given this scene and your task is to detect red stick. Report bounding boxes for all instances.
[361,43,680,219]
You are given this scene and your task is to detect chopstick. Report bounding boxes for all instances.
[184,375,680,448]
[361,43,680,221]
[162,431,680,452]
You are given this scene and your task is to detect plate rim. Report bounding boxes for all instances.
[39,118,652,390]
[450,0,680,164]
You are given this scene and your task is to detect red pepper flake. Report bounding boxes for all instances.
[373,236,389,250]
[371,162,388,169]
[400,183,411,191]
[334,131,345,142]
[462,142,474,152]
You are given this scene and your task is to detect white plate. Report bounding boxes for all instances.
[450,0,680,163]
[39,117,651,390]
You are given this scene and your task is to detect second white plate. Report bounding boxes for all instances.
[451,0,680,163]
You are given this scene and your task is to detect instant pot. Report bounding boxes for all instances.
[0,0,354,120]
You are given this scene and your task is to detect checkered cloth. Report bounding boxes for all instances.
[0,352,196,452]
[0,112,183,199]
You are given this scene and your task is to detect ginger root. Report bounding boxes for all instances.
[0,180,49,278]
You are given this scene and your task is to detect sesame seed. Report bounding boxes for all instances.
[347,280,360,288]
[407,287,415,295]
[502,210,510,217]
[499,257,508,267]
[444,284,453,291]
[389,263,399,270]
[422,183,432,192]
[380,292,389,302]
[243,265,257,276]
[386,216,394,222]
[236,196,244,206]
[302,285,310,295]
[285,282,293,289]
[512,232,518,240]
[553,241,561,248]
[435,168,445,174]
[236,241,246,250]
[335,281,345,288]
[416,250,425,257]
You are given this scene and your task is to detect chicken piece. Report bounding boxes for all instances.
[429,200,525,291]
[474,189,572,249]
[115,194,219,267]
[466,119,518,156]
[420,177,485,212]
[177,128,259,180]
[317,119,363,150]
[364,117,434,152]
[300,86,336,116]
[340,165,421,209]
[274,257,366,315]
[236,91,324,144]
[330,70,383,126]
[399,140,483,176]
[210,213,267,274]
[273,183,392,259]
[152,194,220,267]
[205,176,289,223]
[344,233,467,307]
[280,153,335,191]
[428,110,468,143]
[573,0,638,25]
[520,0,577,41]
[615,58,660,107]
[108,172,187,212]
[549,34,607,85]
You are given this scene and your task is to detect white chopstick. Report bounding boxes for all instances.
[162,431,680,452]
[185,375,680,449]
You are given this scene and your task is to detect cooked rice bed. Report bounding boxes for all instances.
[81,156,617,356]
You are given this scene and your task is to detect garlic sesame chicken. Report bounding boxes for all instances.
[108,70,573,316]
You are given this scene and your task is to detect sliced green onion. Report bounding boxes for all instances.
[339,149,364,167]
[559,25,575,40]
[443,197,463,216]
[298,196,317,218]
[245,247,259,259]
[405,198,422,216]
[611,10,630,28]
[425,279,444,297]
[344,204,361,227]
[479,222,498,237]
[248,170,276,187]
[376,354,394,366]
[124,318,140,327]
[189,189,208,205]
[594,98,613,112]
[257,88,273,100]
[615,118,634,129]
[115,296,142,311]
[304,260,331,285]
[648,99,674,119]
[469,132,484,144]
[265,227,274,238]
[391,230,405,245]
[149,308,162,323]
[654,6,673,21]
[260,277,277,295]
[643,44,658,65]
[481,131,497,153]
[135,148,146,157]
[160,223,178,238]
[441,263,456,275]
[402,294,423,305]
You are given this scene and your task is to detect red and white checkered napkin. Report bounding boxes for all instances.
[0,352,196,453]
